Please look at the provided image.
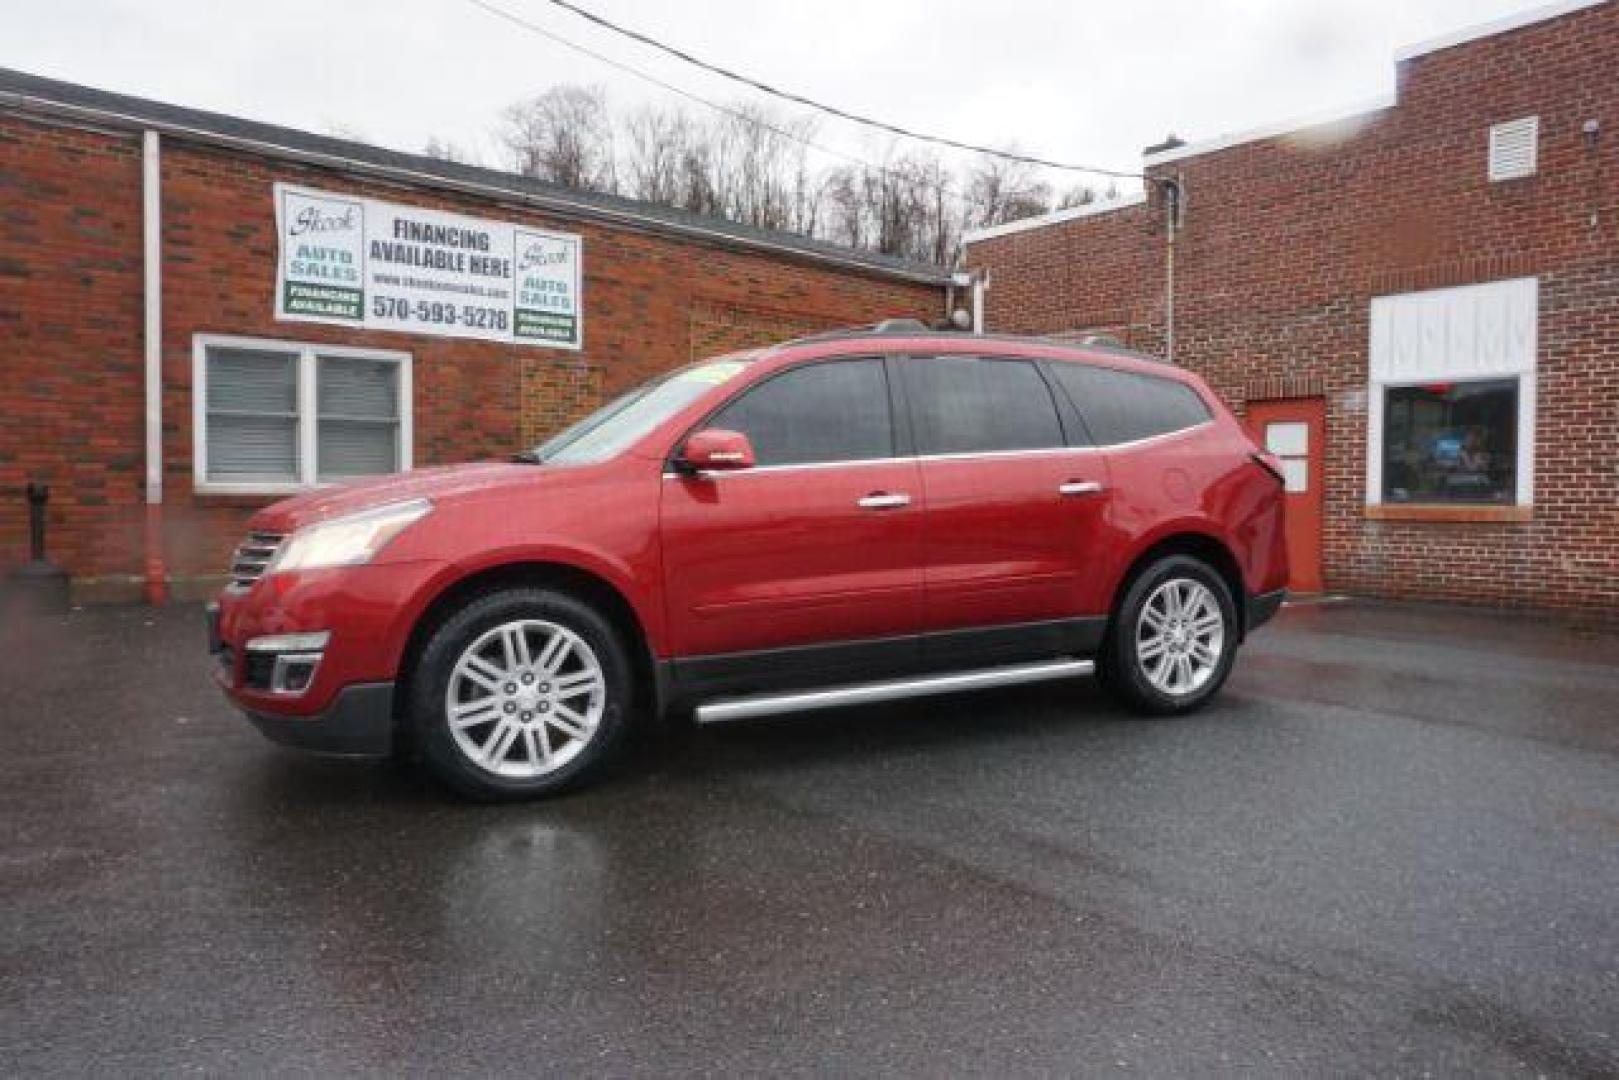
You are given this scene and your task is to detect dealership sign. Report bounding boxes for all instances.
[273,183,583,349]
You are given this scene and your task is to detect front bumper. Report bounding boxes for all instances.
[209,601,397,757]
[242,682,396,757]
[205,560,447,756]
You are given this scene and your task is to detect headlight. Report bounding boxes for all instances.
[267,499,433,575]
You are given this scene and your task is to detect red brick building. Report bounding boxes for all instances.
[0,70,948,602]
[965,0,1618,613]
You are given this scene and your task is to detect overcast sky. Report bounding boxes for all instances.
[5,0,1557,195]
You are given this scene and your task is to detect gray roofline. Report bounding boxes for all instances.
[0,67,950,288]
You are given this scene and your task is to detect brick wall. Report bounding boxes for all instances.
[688,297,843,357]
[967,2,1619,613]
[0,115,942,595]
[0,117,145,580]
[519,358,603,447]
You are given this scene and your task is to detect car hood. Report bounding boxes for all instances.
[248,462,541,533]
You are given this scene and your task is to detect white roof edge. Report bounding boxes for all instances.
[961,191,1147,245]
[1142,94,1397,167]
[1394,0,1608,61]
[1143,0,1609,170]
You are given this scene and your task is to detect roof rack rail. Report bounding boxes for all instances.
[775,318,944,347]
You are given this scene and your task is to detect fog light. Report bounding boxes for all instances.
[269,652,322,695]
[246,631,331,653]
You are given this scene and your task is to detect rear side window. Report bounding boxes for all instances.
[708,358,893,467]
[905,356,1065,455]
[1049,363,1212,445]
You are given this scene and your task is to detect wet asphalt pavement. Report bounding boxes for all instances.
[2,599,1617,1076]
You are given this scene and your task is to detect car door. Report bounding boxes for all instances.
[660,357,925,676]
[900,354,1110,660]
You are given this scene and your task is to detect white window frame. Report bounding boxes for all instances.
[1365,278,1536,509]
[193,334,413,495]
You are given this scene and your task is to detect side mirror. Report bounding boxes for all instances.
[679,428,756,473]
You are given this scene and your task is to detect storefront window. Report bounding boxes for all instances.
[1380,379,1517,504]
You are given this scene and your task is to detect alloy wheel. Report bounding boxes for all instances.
[1135,577,1225,696]
[445,619,607,778]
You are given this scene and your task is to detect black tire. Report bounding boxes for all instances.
[408,587,635,800]
[1100,555,1239,716]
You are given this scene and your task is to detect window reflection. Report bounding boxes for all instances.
[1382,379,1517,503]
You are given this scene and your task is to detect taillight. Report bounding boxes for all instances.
[1250,450,1286,486]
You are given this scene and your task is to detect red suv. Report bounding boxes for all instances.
[208,324,1287,799]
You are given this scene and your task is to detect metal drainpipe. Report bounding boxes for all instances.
[1161,174,1184,365]
[971,273,987,334]
[143,130,167,606]
[1165,220,1175,362]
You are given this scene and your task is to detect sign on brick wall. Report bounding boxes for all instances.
[273,183,583,349]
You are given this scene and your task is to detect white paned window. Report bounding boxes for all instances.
[1265,421,1309,458]
[194,335,412,494]
[1265,422,1311,494]
[1281,458,1309,494]
[1488,116,1538,182]
[1366,278,1536,508]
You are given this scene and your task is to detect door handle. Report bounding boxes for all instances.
[1058,480,1105,497]
[858,492,911,510]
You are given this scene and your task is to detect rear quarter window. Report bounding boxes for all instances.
[1049,363,1212,446]
[903,355,1065,455]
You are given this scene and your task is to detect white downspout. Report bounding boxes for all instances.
[142,130,166,604]
[971,273,986,334]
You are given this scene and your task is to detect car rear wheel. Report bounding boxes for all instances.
[1102,555,1238,715]
[410,587,633,800]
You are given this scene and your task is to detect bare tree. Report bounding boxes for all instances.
[820,165,867,250]
[488,83,1082,265]
[678,138,722,218]
[621,105,692,205]
[501,85,617,193]
[422,137,480,165]
[618,100,820,235]
[1057,184,1097,210]
[706,103,817,232]
[813,151,964,263]
[903,152,961,265]
[964,150,1053,228]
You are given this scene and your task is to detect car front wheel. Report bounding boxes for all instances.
[1102,555,1238,715]
[409,587,633,800]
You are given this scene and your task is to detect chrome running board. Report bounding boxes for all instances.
[693,658,1095,725]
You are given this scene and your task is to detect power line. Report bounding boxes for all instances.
[539,0,1145,182]
[462,0,1081,218]
[464,0,952,194]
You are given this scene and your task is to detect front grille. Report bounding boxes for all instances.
[229,531,285,588]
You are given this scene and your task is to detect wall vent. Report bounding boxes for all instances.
[1488,116,1538,182]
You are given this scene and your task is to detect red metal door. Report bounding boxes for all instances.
[916,450,1110,631]
[659,461,926,657]
[1245,398,1325,593]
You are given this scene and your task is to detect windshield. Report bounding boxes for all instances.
[525,357,753,466]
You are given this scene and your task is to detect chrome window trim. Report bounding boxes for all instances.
[661,444,1102,480]
[917,444,1097,464]
[659,420,1214,478]
[1093,417,1215,452]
